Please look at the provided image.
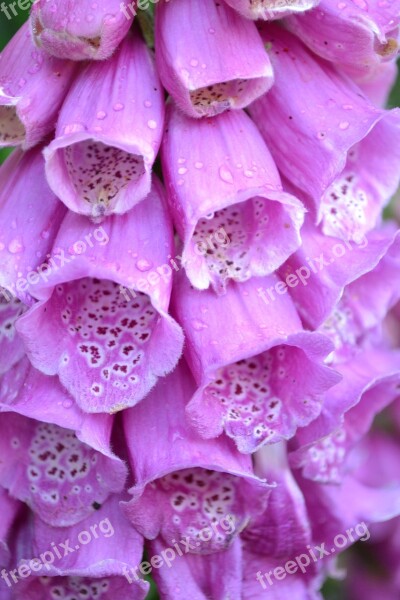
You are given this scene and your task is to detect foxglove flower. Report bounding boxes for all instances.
[16,180,184,413]
[224,0,320,21]
[155,0,273,118]
[44,31,164,218]
[249,26,400,238]
[0,147,66,376]
[0,410,127,527]
[12,496,148,599]
[0,357,119,454]
[0,23,76,150]
[0,147,67,304]
[122,361,271,597]
[172,271,340,452]
[162,104,304,292]
[279,217,399,330]
[31,0,134,61]
[285,0,400,77]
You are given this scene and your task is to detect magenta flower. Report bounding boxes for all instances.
[172,271,340,452]
[285,0,400,77]
[0,22,76,150]
[250,26,400,239]
[155,0,273,118]
[0,7,399,599]
[224,0,320,21]
[44,31,164,218]
[162,104,304,292]
[15,180,183,413]
[30,0,134,61]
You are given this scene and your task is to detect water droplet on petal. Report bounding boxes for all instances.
[219,166,234,184]
[192,319,208,331]
[96,111,107,120]
[147,120,157,129]
[339,121,349,130]
[113,103,124,111]
[136,259,153,272]
[195,162,203,169]
[8,239,24,254]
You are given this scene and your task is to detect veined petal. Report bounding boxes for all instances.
[280,218,398,330]
[122,361,271,552]
[244,442,312,558]
[0,148,67,305]
[0,23,76,150]
[224,0,320,21]
[155,0,273,118]
[290,349,400,483]
[354,61,398,107]
[285,0,400,77]
[172,272,340,452]
[44,31,164,218]
[15,496,148,599]
[243,549,323,600]
[250,26,400,233]
[0,357,122,456]
[162,105,304,292]
[16,180,183,414]
[298,434,400,552]
[31,0,134,61]
[148,537,242,600]
[0,410,127,527]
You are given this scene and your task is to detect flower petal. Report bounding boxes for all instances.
[0,410,127,527]
[0,148,67,304]
[250,25,400,231]
[155,0,273,118]
[31,0,134,61]
[148,537,242,600]
[44,31,164,217]
[224,0,319,20]
[285,0,400,77]
[16,495,148,599]
[0,23,76,150]
[16,180,183,413]
[172,272,340,452]
[162,105,304,292]
[122,360,271,550]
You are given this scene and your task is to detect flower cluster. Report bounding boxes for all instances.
[0,1,400,599]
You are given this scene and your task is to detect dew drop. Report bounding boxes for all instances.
[8,239,24,254]
[136,259,153,272]
[96,111,107,120]
[147,120,157,129]
[339,121,349,130]
[194,161,203,169]
[219,166,234,184]
[113,103,124,111]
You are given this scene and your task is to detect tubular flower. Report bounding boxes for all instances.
[162,104,304,292]
[44,31,164,218]
[15,179,183,414]
[172,271,340,452]
[155,0,274,118]
[30,0,134,61]
[0,22,76,150]
[285,0,400,77]
[0,3,399,599]
[249,26,400,236]
[223,0,320,21]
